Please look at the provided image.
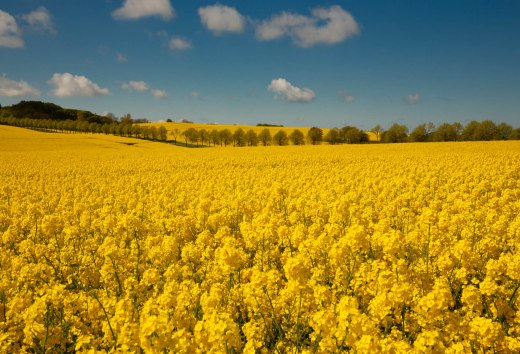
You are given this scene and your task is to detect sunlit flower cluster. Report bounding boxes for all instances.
[1,126,520,352]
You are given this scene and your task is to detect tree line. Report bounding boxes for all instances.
[371,121,520,143]
[1,101,519,145]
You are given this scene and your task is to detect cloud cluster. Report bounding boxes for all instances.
[268,78,315,103]
[169,37,192,51]
[0,10,24,48]
[339,90,354,102]
[48,73,110,97]
[121,80,167,99]
[22,7,56,34]
[198,5,245,35]
[112,0,174,20]
[0,76,40,97]
[256,6,359,47]
[121,81,149,92]
[151,89,167,99]
[407,93,420,105]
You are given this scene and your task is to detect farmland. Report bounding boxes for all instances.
[1,125,520,352]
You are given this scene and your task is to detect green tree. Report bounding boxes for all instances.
[233,128,246,147]
[461,120,479,141]
[220,129,232,147]
[382,123,408,143]
[307,127,323,145]
[273,130,289,146]
[258,128,272,146]
[158,125,168,141]
[170,128,180,143]
[289,129,305,145]
[409,124,428,142]
[210,129,221,146]
[324,128,341,145]
[473,120,498,141]
[199,129,209,146]
[371,124,382,142]
[496,123,513,140]
[246,129,258,146]
[342,126,369,144]
[433,123,458,142]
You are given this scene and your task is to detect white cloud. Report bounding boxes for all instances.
[191,91,200,98]
[0,76,40,97]
[0,10,23,48]
[117,52,128,62]
[121,80,149,92]
[151,89,167,99]
[112,0,174,20]
[339,91,354,102]
[407,93,420,105]
[198,5,245,34]
[48,73,110,97]
[22,7,56,34]
[256,6,359,47]
[268,78,315,103]
[256,13,312,41]
[169,37,192,51]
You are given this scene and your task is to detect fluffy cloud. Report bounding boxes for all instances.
[121,80,149,92]
[48,73,110,97]
[198,5,245,34]
[116,53,128,62]
[112,0,174,20]
[0,10,24,48]
[256,6,359,47]
[169,37,192,51]
[151,89,167,99]
[268,78,315,103]
[22,7,56,34]
[0,76,40,97]
[407,93,420,105]
[339,90,354,102]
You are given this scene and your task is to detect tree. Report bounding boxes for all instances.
[341,126,369,144]
[166,118,173,122]
[461,121,479,141]
[233,128,246,147]
[158,125,168,141]
[473,120,498,141]
[273,130,288,146]
[409,124,428,142]
[150,126,158,140]
[246,129,258,146]
[182,128,199,146]
[307,127,323,145]
[199,129,209,146]
[510,128,520,140]
[382,123,408,143]
[496,123,513,140]
[170,128,180,143]
[210,129,221,146]
[121,113,133,126]
[433,123,458,142]
[371,124,382,142]
[289,129,305,145]
[258,128,272,146]
[220,129,232,147]
[324,128,341,145]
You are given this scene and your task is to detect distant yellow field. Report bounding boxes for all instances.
[2,125,520,352]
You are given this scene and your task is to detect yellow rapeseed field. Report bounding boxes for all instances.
[1,125,520,353]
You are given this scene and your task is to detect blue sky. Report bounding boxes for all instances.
[1,1,519,129]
